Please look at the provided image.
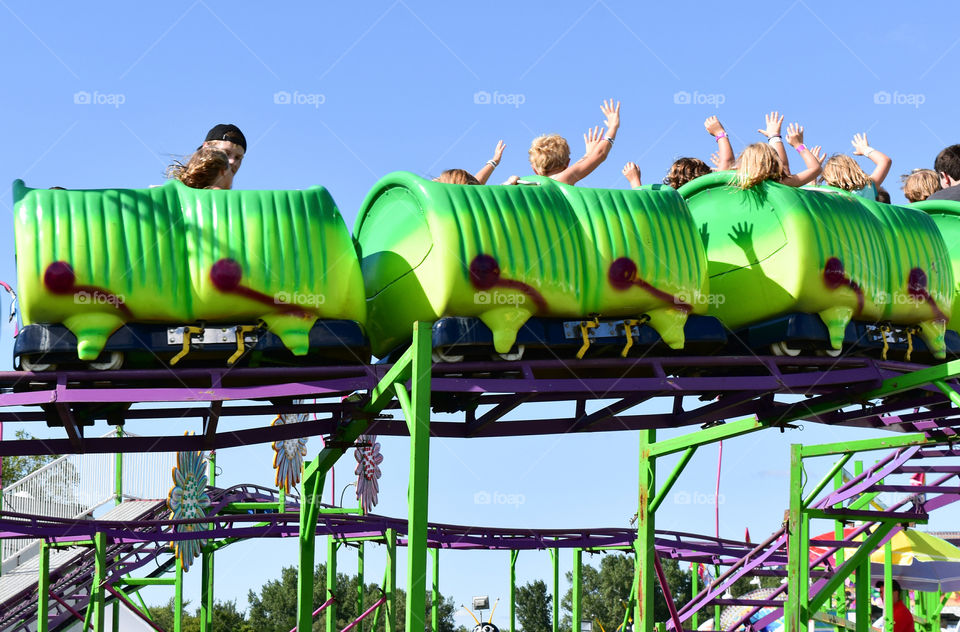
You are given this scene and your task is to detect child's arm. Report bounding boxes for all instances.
[851,133,892,187]
[475,140,506,185]
[758,111,790,174]
[622,162,642,188]
[554,99,620,185]
[705,116,734,170]
[781,123,822,187]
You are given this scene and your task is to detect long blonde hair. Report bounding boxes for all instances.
[820,154,869,191]
[735,143,783,189]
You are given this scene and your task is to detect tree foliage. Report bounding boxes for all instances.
[1,430,60,489]
[516,579,552,632]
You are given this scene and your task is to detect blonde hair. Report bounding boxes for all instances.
[665,157,711,189]
[901,168,942,203]
[735,143,783,189]
[820,154,869,191]
[528,134,570,175]
[434,169,480,185]
[166,147,229,189]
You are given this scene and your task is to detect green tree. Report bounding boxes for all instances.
[148,597,252,631]
[245,562,457,632]
[1,430,60,488]
[516,579,552,632]
[561,554,691,631]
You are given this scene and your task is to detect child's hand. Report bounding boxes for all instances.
[584,125,605,155]
[786,122,804,148]
[601,99,620,133]
[704,115,725,137]
[810,145,826,164]
[757,111,784,138]
[492,140,506,163]
[710,152,721,168]
[503,175,520,185]
[622,162,642,188]
[851,133,871,156]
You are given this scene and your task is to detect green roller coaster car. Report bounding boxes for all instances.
[354,171,709,357]
[679,172,953,358]
[13,179,366,363]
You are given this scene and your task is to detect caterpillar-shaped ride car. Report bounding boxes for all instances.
[354,172,712,360]
[12,179,367,370]
[679,172,954,359]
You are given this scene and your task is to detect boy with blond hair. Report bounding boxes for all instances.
[526,99,620,186]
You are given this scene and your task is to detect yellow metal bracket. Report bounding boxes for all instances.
[170,326,204,366]
[905,326,916,363]
[576,316,600,359]
[880,324,891,360]
[227,325,259,366]
[620,316,650,357]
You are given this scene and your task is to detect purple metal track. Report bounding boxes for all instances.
[1,356,957,455]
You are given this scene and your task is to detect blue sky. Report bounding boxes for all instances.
[1,0,959,625]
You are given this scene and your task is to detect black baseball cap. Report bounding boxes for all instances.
[204,124,246,151]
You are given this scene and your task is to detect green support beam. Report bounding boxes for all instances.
[636,429,656,632]
[385,528,397,632]
[296,324,424,632]
[91,532,107,632]
[649,446,696,513]
[551,547,559,632]
[798,434,929,459]
[174,562,183,632]
[359,541,366,632]
[572,548,582,632]
[37,540,50,632]
[327,536,338,632]
[403,322,433,632]
[509,550,519,632]
[785,444,806,632]
[431,547,439,632]
[199,547,214,632]
[648,416,764,457]
[883,540,893,632]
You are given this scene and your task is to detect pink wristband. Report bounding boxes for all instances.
[796,143,807,153]
[715,132,727,141]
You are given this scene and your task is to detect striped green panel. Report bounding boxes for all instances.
[552,181,707,313]
[13,180,190,324]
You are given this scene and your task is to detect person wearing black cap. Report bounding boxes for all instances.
[201,123,246,189]
[876,579,914,632]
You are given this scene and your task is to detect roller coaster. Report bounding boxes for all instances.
[3,171,960,632]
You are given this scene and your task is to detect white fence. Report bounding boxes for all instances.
[1,430,177,566]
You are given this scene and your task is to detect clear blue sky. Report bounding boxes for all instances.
[1,0,958,625]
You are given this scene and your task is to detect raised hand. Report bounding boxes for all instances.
[786,122,804,148]
[622,162,642,188]
[584,125,605,155]
[758,111,784,139]
[704,115,725,137]
[851,133,871,156]
[601,99,621,133]
[810,145,826,164]
[492,140,506,163]
[710,152,721,168]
